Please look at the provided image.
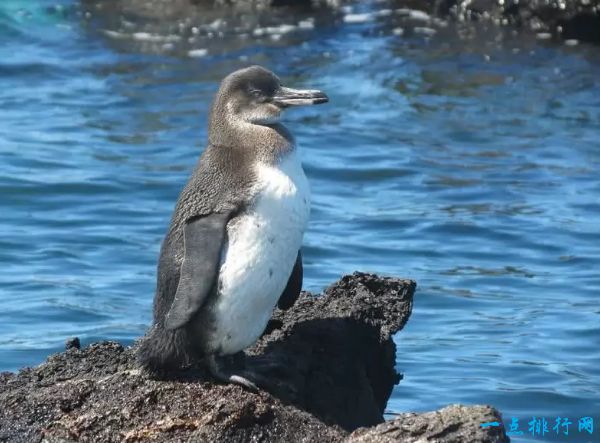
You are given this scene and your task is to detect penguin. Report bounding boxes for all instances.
[137,65,328,389]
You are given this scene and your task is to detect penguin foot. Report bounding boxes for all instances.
[228,374,260,392]
[207,354,261,392]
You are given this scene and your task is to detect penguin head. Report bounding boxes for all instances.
[216,65,328,126]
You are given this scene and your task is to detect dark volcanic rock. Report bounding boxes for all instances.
[347,404,508,443]
[0,272,508,442]
[79,0,600,59]
[0,273,413,443]
[437,0,600,43]
[65,337,81,350]
[249,272,415,430]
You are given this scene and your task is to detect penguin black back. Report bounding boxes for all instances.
[137,144,256,374]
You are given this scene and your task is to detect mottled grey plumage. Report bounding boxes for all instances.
[137,66,327,383]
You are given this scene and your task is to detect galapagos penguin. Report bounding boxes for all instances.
[137,65,328,389]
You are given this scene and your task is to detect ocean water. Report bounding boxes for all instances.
[0,1,599,441]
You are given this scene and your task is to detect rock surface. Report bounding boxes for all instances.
[348,404,509,443]
[0,272,508,442]
[81,0,600,47]
[426,0,600,44]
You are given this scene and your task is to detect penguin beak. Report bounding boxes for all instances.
[273,86,329,107]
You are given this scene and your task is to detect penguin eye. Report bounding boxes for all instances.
[250,89,262,98]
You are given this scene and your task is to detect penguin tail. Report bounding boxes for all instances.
[136,324,194,378]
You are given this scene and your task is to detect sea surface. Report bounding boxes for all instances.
[1,1,599,441]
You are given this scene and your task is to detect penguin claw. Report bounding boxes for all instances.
[228,374,259,392]
[212,360,299,397]
[207,354,264,392]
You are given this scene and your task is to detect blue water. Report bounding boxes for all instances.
[1,1,599,441]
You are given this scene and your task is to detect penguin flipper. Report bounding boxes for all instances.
[277,251,302,310]
[164,212,230,330]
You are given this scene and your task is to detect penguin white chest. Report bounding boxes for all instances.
[209,150,310,355]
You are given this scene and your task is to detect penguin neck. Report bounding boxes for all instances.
[208,104,295,163]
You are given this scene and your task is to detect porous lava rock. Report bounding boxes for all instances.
[0,273,508,442]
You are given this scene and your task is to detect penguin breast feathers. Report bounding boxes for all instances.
[206,148,310,355]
